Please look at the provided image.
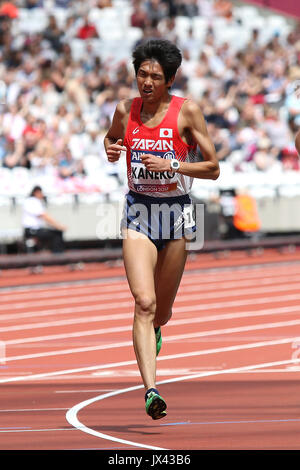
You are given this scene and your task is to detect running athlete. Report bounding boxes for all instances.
[104,39,219,420]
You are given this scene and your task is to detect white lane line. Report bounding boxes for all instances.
[4,339,132,362]
[55,390,115,394]
[4,304,300,346]
[0,408,68,412]
[65,358,300,450]
[4,317,300,363]
[0,307,132,324]
[0,280,128,299]
[0,427,31,430]
[164,318,300,343]
[2,280,300,315]
[0,291,131,312]
[2,266,300,302]
[180,275,300,293]
[0,427,78,433]
[0,277,125,295]
[1,314,133,335]
[160,418,300,426]
[66,383,166,450]
[2,285,300,327]
[0,301,133,322]
[1,259,300,296]
[1,267,300,302]
[0,336,296,384]
[220,369,298,373]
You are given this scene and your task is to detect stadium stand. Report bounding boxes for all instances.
[0,0,299,259]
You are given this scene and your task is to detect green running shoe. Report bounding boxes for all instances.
[155,326,162,356]
[145,390,167,420]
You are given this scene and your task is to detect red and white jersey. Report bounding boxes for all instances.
[124,95,199,197]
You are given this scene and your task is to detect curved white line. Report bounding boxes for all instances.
[66,358,299,450]
[66,383,165,450]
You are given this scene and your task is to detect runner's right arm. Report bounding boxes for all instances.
[104,100,130,162]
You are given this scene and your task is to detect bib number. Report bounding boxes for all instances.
[183,205,195,229]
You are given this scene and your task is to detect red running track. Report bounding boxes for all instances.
[0,248,300,450]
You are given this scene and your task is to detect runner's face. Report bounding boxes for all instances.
[136,60,173,102]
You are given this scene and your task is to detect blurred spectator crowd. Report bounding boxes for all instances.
[0,0,299,199]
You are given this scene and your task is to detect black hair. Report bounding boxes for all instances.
[30,185,42,196]
[132,39,182,84]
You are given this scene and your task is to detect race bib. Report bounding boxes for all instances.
[183,204,195,229]
[131,150,177,193]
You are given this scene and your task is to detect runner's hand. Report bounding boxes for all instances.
[107,139,126,162]
[140,153,171,172]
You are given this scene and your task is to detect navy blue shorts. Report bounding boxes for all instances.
[120,190,196,251]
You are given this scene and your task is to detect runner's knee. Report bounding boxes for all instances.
[155,309,172,326]
[134,294,156,318]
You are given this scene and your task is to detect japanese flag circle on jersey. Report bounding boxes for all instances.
[159,128,173,138]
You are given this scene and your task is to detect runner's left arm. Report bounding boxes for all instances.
[175,99,220,180]
[104,100,128,162]
[141,100,220,180]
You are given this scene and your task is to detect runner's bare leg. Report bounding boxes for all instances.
[154,237,187,328]
[123,229,158,391]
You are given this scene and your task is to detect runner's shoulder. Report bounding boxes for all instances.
[180,98,204,127]
[181,98,202,117]
[116,98,134,118]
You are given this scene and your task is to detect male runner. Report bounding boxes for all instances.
[104,39,219,420]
